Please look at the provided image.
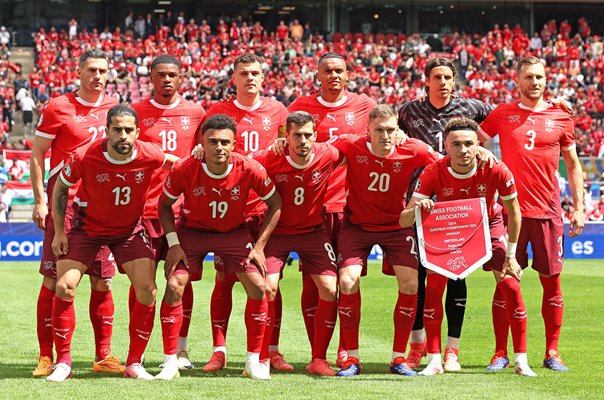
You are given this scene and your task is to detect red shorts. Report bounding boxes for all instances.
[142,218,167,264]
[338,222,418,275]
[175,227,259,279]
[265,229,338,277]
[40,211,116,279]
[483,211,508,272]
[517,217,564,275]
[60,222,153,271]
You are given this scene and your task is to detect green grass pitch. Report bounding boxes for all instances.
[0,260,601,399]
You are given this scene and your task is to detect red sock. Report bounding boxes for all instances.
[260,300,275,359]
[424,274,447,354]
[52,296,75,366]
[270,289,282,347]
[338,291,361,351]
[313,299,337,360]
[540,275,563,353]
[37,285,55,360]
[128,284,136,315]
[89,288,114,360]
[497,279,527,353]
[127,301,155,365]
[301,276,319,346]
[244,297,267,353]
[160,301,183,355]
[393,292,417,354]
[210,279,235,347]
[492,285,510,354]
[179,281,194,338]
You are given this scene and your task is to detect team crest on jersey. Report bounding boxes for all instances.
[275,174,288,183]
[193,186,206,196]
[143,117,155,127]
[231,186,241,200]
[135,171,145,184]
[345,112,355,126]
[442,187,454,197]
[262,117,272,131]
[508,115,521,123]
[74,114,86,123]
[477,183,487,197]
[356,155,369,164]
[545,119,555,132]
[393,161,402,173]
[96,173,110,183]
[64,164,72,177]
[181,116,191,130]
[412,119,425,128]
[312,170,321,184]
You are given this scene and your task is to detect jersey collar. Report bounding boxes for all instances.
[75,93,104,107]
[366,141,395,157]
[285,153,316,169]
[447,159,477,179]
[317,95,348,108]
[202,161,233,179]
[234,98,263,111]
[102,140,138,164]
[517,102,552,112]
[150,97,181,110]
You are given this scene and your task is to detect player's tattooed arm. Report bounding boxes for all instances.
[51,179,70,256]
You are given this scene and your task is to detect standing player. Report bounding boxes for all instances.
[46,105,175,381]
[288,52,376,366]
[131,54,205,370]
[155,114,281,380]
[332,105,441,376]
[199,54,288,372]
[30,49,123,377]
[252,111,342,376]
[479,56,584,371]
[401,117,536,377]
[397,57,494,371]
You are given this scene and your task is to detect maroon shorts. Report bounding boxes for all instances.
[517,217,564,275]
[60,222,153,271]
[141,218,168,264]
[483,211,508,272]
[175,226,259,279]
[265,229,338,277]
[40,212,116,279]
[338,222,418,275]
[323,211,344,249]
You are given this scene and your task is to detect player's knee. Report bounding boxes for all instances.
[90,277,112,292]
[264,282,279,300]
[399,278,418,295]
[135,282,157,306]
[164,279,185,302]
[55,279,77,299]
[338,272,359,294]
[318,284,337,301]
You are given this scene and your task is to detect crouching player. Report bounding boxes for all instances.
[401,117,537,377]
[48,105,176,381]
[155,114,281,380]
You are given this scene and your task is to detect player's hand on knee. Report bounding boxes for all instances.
[246,247,267,277]
[165,245,187,279]
[501,257,522,281]
[51,233,68,256]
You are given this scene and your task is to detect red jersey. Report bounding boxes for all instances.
[35,92,118,208]
[413,157,518,220]
[480,103,575,218]
[206,97,287,216]
[332,135,440,232]
[132,97,205,219]
[252,143,343,235]
[60,139,166,237]
[288,92,377,213]
[163,153,276,232]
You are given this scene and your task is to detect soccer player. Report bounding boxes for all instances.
[332,105,440,376]
[288,52,376,366]
[397,57,495,371]
[252,111,342,376]
[30,48,123,377]
[46,104,175,382]
[131,54,205,370]
[156,114,281,380]
[479,56,585,372]
[401,117,537,377]
[201,54,288,372]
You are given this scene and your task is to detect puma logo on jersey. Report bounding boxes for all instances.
[116,173,127,181]
[294,174,304,181]
[374,159,385,167]
[89,112,101,121]
[160,117,173,125]
[527,116,537,125]
[212,188,223,196]
[326,113,337,122]
[242,117,254,125]
[460,188,470,194]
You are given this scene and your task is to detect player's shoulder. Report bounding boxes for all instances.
[262,97,287,110]
[489,102,516,116]
[101,95,119,107]
[130,99,150,113]
[348,92,376,107]
[288,93,317,110]
[544,103,573,121]
[172,155,198,171]
[454,96,488,108]
[42,92,74,113]
[137,138,163,154]
[399,137,431,152]
[179,96,204,113]
[206,100,231,116]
